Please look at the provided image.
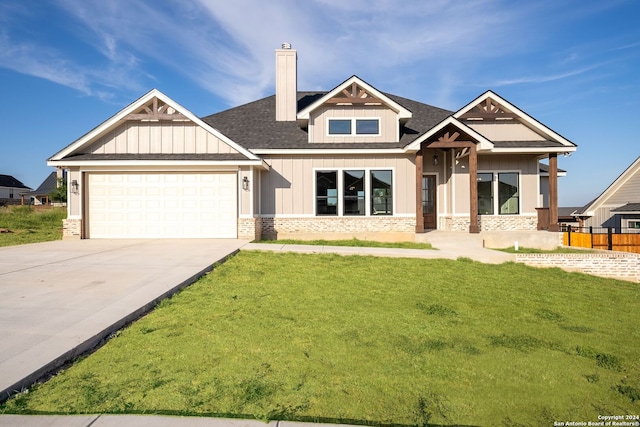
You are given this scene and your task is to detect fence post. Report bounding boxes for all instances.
[567,227,572,246]
[590,226,594,248]
[608,227,613,251]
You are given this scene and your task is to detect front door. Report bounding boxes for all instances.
[422,175,437,230]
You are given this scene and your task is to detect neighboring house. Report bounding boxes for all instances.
[539,163,567,208]
[573,156,640,232]
[0,174,31,206]
[21,171,61,206]
[47,45,577,240]
[558,206,582,230]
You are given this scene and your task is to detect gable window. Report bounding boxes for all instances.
[477,172,520,215]
[315,169,393,216]
[356,119,379,135]
[328,118,380,136]
[344,170,365,215]
[328,119,352,135]
[316,171,338,215]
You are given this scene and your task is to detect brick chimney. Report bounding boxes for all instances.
[275,43,297,121]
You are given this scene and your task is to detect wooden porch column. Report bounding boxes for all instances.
[415,148,424,233]
[469,145,480,233]
[548,153,559,232]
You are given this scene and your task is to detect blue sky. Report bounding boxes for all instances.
[1,0,638,206]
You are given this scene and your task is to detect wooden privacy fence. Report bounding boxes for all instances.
[564,227,640,254]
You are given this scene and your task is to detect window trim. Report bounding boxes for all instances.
[327,119,352,135]
[477,170,521,216]
[313,167,395,216]
[326,117,381,136]
[626,219,640,230]
[497,172,520,215]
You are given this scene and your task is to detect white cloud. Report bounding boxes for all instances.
[0,0,630,111]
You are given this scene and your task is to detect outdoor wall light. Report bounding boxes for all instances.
[433,154,439,165]
[242,176,250,191]
[71,180,79,194]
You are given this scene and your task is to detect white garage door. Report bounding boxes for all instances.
[87,173,237,238]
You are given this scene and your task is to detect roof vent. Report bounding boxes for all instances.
[281,42,291,49]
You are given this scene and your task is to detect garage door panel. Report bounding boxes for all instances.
[88,173,237,238]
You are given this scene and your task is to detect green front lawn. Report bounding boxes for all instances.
[2,252,639,426]
[0,206,66,247]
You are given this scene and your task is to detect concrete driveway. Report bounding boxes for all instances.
[0,239,245,402]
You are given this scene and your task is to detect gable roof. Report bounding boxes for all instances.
[574,156,640,216]
[404,116,494,152]
[611,203,640,214]
[296,75,413,123]
[0,174,30,189]
[48,89,262,165]
[454,90,577,152]
[539,163,567,176]
[202,92,452,152]
[26,172,58,195]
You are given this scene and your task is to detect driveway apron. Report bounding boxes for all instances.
[0,239,245,402]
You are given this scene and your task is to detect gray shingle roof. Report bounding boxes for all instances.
[0,174,30,189]
[558,207,581,218]
[26,172,58,195]
[201,92,453,150]
[611,203,640,213]
[539,163,567,174]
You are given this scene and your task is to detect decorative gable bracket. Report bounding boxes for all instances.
[458,98,518,121]
[325,82,383,105]
[124,97,188,121]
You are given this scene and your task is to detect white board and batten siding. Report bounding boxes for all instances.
[87,172,237,238]
[86,122,240,155]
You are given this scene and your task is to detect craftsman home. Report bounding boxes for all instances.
[48,45,577,240]
[573,156,640,232]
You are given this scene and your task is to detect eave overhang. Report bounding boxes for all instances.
[250,148,406,155]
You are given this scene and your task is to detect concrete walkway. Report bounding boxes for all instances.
[242,231,515,264]
[0,239,245,403]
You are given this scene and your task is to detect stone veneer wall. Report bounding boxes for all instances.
[515,252,640,282]
[441,215,537,232]
[260,216,416,239]
[238,217,262,241]
[62,218,82,240]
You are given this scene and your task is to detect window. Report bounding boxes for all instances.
[478,172,520,215]
[328,118,380,135]
[316,171,338,215]
[328,119,351,135]
[498,173,519,214]
[356,119,379,135]
[629,220,640,229]
[477,173,494,215]
[371,170,392,215]
[315,169,392,216]
[343,170,365,215]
